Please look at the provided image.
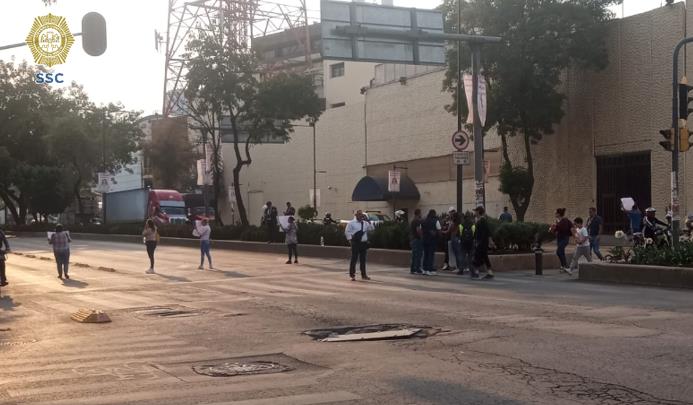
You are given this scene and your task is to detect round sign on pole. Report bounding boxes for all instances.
[452,130,470,151]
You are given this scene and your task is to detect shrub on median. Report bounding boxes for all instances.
[629,241,693,268]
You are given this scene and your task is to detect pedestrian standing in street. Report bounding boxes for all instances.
[284,202,296,216]
[0,227,10,287]
[142,219,158,274]
[441,208,455,271]
[345,210,374,281]
[499,206,513,223]
[49,224,71,279]
[586,207,604,260]
[283,216,299,264]
[567,217,591,275]
[457,212,476,276]
[472,206,493,280]
[409,208,424,274]
[551,208,574,272]
[263,201,279,243]
[422,209,441,276]
[195,218,213,270]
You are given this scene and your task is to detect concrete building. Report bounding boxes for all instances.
[221,3,693,230]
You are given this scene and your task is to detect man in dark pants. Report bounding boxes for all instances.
[409,208,424,274]
[473,206,494,280]
[262,201,278,243]
[586,207,604,260]
[345,210,374,281]
[0,228,10,286]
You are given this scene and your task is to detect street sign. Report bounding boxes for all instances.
[320,0,446,65]
[453,151,470,166]
[388,170,401,192]
[452,130,470,151]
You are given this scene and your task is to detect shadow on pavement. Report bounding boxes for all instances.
[153,273,190,282]
[392,377,524,404]
[0,295,21,311]
[207,268,249,278]
[62,278,89,289]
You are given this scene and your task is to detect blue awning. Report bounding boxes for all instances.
[351,175,420,202]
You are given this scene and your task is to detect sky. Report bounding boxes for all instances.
[0,0,666,115]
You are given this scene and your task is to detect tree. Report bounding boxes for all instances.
[143,119,196,190]
[184,33,322,226]
[443,0,619,221]
[0,61,141,223]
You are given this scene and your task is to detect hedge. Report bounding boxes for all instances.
[5,219,552,253]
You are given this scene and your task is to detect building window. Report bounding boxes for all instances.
[330,102,346,109]
[330,62,345,78]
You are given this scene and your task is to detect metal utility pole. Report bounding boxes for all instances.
[455,0,463,214]
[670,36,693,247]
[310,119,317,213]
[471,45,485,209]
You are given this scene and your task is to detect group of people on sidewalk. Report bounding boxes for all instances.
[409,206,494,280]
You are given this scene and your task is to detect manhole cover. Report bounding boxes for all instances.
[304,324,436,342]
[133,305,202,319]
[192,361,292,377]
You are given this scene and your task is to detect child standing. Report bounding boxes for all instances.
[284,216,298,264]
[568,217,592,275]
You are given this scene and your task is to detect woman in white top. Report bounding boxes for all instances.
[195,219,213,269]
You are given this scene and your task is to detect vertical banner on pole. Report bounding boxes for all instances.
[464,74,487,126]
[388,170,401,192]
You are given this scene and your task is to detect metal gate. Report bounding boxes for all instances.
[596,152,651,233]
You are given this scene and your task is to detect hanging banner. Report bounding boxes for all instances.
[463,73,487,127]
[196,159,211,186]
[95,172,111,193]
[309,188,321,207]
[388,170,401,192]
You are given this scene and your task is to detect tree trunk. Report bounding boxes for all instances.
[499,131,535,222]
[231,118,251,226]
[0,190,20,225]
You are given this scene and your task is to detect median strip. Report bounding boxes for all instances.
[9,252,117,273]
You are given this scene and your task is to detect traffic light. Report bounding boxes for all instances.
[660,128,673,151]
[682,126,691,152]
[680,82,693,121]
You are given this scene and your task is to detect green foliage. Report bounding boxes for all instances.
[183,33,322,226]
[297,222,348,246]
[143,121,195,190]
[630,242,693,268]
[442,0,618,220]
[0,60,141,223]
[606,246,632,263]
[297,205,317,222]
[492,221,554,252]
[499,163,533,212]
[368,222,410,250]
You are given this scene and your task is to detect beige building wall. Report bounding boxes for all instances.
[506,2,692,225]
[221,67,504,225]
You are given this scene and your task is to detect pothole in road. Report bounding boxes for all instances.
[192,361,293,377]
[132,305,203,319]
[304,324,437,342]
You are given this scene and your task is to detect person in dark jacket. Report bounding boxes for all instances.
[409,209,424,274]
[472,206,493,280]
[422,210,441,276]
[262,202,279,243]
[0,228,10,286]
[551,208,574,272]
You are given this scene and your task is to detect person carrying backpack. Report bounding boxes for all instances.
[457,212,476,276]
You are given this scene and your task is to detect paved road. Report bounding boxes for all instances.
[1,237,692,405]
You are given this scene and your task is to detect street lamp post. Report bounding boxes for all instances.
[309,117,318,214]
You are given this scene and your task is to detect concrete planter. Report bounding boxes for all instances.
[579,262,693,289]
[14,232,561,272]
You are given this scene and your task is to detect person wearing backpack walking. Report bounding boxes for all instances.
[457,212,476,276]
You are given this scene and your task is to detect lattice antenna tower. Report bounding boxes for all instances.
[162,0,312,117]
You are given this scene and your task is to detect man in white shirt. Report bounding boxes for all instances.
[344,210,375,281]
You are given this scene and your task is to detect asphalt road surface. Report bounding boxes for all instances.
[1,237,692,405]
